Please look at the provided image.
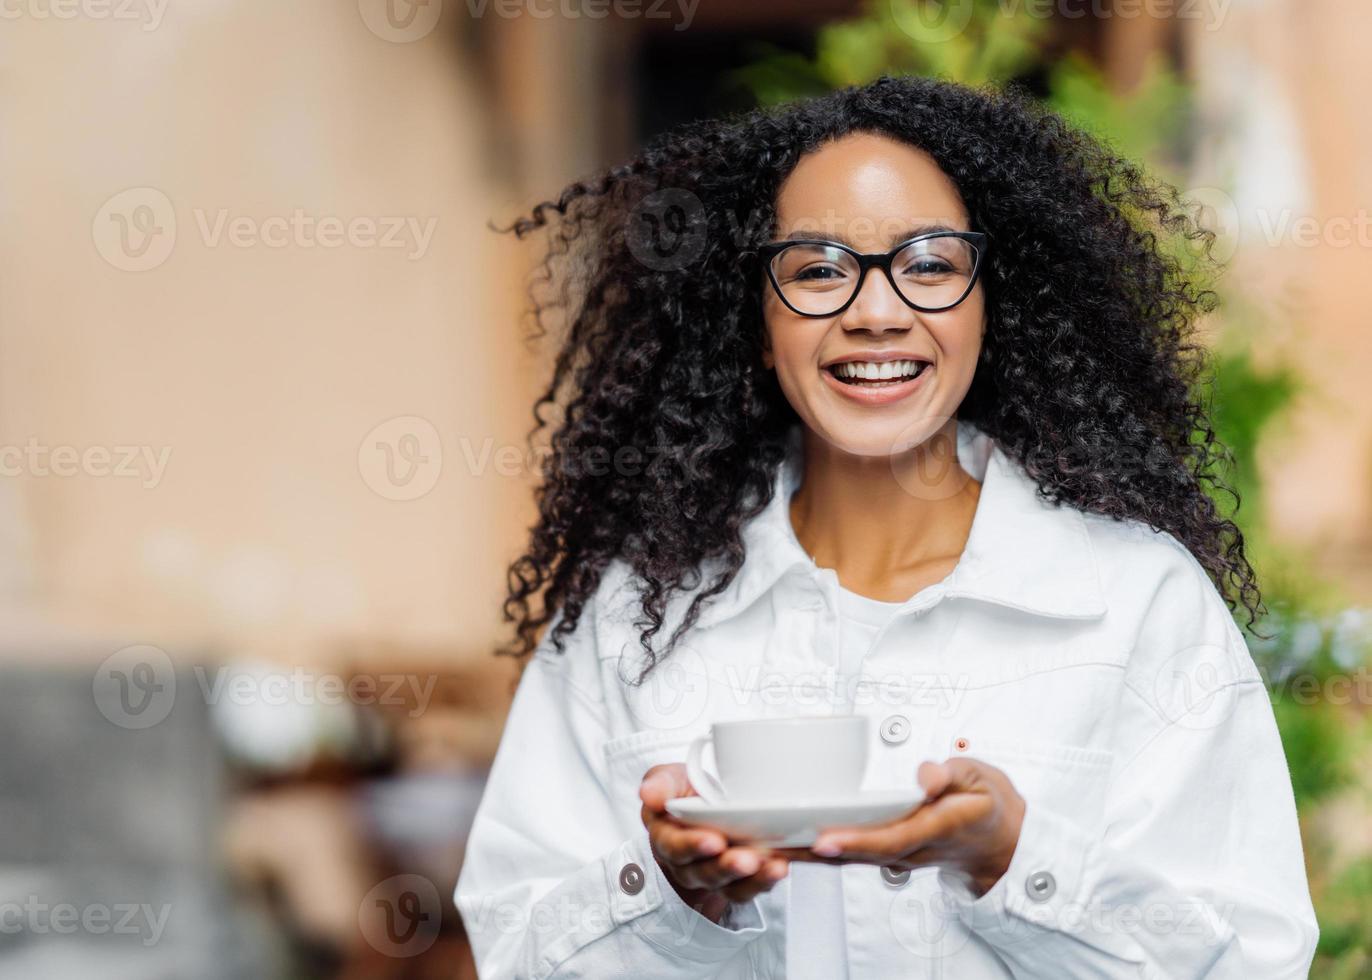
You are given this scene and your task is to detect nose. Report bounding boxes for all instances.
[839,266,914,335]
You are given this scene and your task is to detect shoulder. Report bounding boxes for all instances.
[1075,510,1264,687]
[532,558,640,666]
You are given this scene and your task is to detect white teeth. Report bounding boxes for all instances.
[834,359,926,381]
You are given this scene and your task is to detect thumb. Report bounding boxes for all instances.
[639,762,691,809]
[916,760,955,799]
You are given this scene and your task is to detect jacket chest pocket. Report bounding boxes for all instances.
[944,732,1115,832]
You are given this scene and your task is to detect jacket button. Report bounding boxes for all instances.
[880,866,911,886]
[1026,870,1055,901]
[618,863,645,896]
[954,737,969,752]
[879,715,910,744]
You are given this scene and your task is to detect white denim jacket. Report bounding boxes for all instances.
[455,421,1319,979]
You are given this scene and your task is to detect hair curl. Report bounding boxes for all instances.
[497,74,1264,678]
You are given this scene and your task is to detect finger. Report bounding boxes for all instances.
[639,763,692,810]
[674,847,764,891]
[917,760,954,799]
[720,857,790,903]
[938,755,1002,793]
[647,813,728,865]
[812,802,958,861]
[767,846,849,865]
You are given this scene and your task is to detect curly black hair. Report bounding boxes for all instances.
[496,74,1262,679]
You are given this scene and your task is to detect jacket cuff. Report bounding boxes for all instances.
[614,835,768,963]
[937,799,1089,946]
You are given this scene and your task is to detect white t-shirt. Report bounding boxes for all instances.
[789,581,907,980]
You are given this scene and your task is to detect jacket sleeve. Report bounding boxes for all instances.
[937,606,1320,978]
[453,604,768,979]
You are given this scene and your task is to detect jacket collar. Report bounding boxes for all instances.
[692,420,1106,630]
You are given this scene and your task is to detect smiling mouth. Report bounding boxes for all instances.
[826,359,931,387]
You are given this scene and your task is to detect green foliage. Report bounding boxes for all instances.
[1045,52,1189,167]
[1316,854,1372,966]
[1271,693,1352,807]
[734,0,1047,101]
[1207,343,1301,522]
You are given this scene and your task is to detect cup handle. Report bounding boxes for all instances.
[685,733,727,805]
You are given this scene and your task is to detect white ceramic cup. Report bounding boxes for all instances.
[685,715,869,805]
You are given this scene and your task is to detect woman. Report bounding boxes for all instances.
[454,75,1318,978]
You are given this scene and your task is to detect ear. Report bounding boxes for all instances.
[761,333,774,370]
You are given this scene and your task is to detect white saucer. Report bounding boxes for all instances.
[665,788,926,846]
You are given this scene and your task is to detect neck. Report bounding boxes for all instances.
[788,419,982,600]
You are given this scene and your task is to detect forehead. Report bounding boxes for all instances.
[774,132,969,249]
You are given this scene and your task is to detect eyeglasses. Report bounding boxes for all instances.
[759,231,988,318]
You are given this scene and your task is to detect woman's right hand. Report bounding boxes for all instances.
[639,763,790,925]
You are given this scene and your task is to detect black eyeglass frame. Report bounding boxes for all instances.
[759,230,989,317]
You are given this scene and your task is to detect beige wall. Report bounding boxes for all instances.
[0,3,616,664]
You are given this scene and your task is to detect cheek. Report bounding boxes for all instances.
[762,305,821,376]
[933,311,985,376]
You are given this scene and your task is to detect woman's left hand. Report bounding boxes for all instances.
[783,758,1026,898]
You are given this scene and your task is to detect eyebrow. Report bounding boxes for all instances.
[778,222,966,247]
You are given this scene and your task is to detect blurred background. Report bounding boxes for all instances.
[1,0,1370,976]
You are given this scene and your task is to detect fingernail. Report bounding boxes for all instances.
[734,853,759,875]
[811,840,841,857]
[696,838,723,856]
